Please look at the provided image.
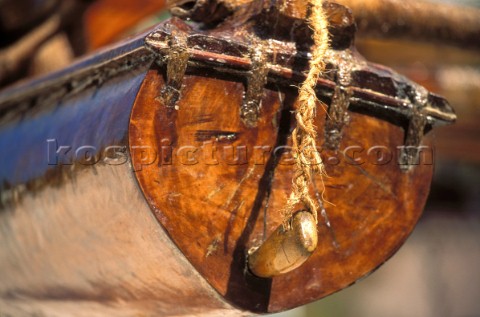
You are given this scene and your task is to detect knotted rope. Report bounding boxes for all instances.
[284,0,329,225]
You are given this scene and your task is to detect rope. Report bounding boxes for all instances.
[284,0,329,225]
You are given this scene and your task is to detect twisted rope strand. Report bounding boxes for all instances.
[284,0,329,225]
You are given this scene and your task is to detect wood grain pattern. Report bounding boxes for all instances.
[0,30,243,316]
[0,3,451,314]
[129,66,434,313]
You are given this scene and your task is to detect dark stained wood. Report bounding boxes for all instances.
[0,1,457,315]
[269,110,434,312]
[130,69,280,311]
[129,66,435,314]
[169,0,480,50]
[127,4,449,313]
[0,27,242,317]
[143,17,454,129]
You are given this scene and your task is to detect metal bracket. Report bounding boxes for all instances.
[324,58,352,150]
[160,29,189,110]
[324,85,352,150]
[241,44,269,128]
[399,87,430,172]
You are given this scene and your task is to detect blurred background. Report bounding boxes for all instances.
[1,0,479,316]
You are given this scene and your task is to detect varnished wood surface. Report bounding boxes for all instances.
[0,4,452,315]
[0,25,243,316]
[130,67,434,312]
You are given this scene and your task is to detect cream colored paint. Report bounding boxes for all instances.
[0,163,246,316]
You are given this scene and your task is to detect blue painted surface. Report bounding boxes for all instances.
[0,49,151,188]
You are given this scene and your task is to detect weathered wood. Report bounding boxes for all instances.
[168,0,480,50]
[129,59,436,313]
[127,5,453,312]
[0,1,456,315]
[0,30,244,316]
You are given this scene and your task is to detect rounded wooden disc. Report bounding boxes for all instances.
[129,66,433,313]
